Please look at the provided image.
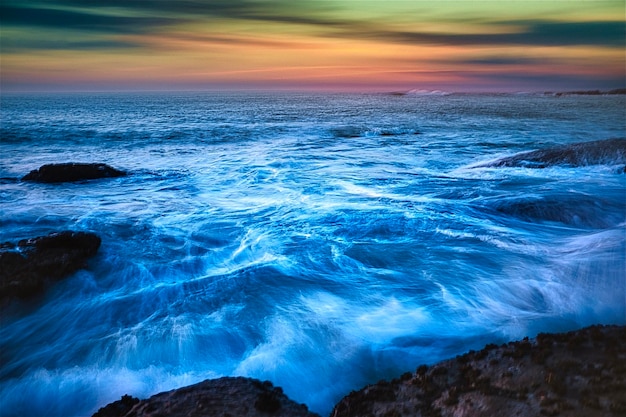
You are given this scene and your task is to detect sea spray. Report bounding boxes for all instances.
[1,92,624,416]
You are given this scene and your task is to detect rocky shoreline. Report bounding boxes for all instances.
[92,324,625,417]
[331,324,626,417]
[93,377,321,417]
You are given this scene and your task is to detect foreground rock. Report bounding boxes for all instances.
[92,377,320,417]
[332,325,626,417]
[22,163,126,183]
[0,231,101,300]
[475,138,626,168]
[93,325,625,417]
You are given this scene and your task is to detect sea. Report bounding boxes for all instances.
[1,91,625,416]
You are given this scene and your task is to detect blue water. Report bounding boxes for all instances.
[1,92,625,416]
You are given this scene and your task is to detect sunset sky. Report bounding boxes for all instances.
[1,0,624,92]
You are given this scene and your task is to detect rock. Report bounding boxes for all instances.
[485,194,624,228]
[0,231,101,300]
[555,90,602,96]
[92,377,320,417]
[552,89,626,96]
[22,163,126,183]
[331,324,626,417]
[92,395,139,417]
[92,326,625,417]
[475,138,626,168]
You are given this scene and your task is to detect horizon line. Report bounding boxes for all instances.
[2,87,625,95]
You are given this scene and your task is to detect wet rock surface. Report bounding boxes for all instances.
[92,377,320,417]
[332,324,626,417]
[475,138,626,168]
[22,163,126,183]
[92,395,139,417]
[92,325,626,417]
[0,231,101,300]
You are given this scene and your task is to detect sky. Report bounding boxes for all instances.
[1,0,625,92]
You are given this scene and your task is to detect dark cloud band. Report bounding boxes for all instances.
[2,1,623,52]
[329,21,625,47]
[0,4,179,34]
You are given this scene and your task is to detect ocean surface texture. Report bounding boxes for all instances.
[1,92,625,416]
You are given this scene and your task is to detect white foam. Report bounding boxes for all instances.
[406,89,451,96]
[0,365,219,417]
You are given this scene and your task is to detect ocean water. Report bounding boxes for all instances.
[0,92,624,416]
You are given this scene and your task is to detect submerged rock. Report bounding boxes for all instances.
[92,377,320,417]
[332,324,626,417]
[22,163,126,183]
[475,138,626,168]
[486,194,625,229]
[0,231,101,300]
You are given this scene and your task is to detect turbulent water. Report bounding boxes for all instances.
[1,92,625,417]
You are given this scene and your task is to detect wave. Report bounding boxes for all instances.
[329,126,420,139]
[406,89,451,96]
[472,138,626,168]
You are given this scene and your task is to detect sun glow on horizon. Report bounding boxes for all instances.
[1,1,624,92]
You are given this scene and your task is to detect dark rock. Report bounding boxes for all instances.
[555,90,602,96]
[92,326,626,417]
[553,89,626,96]
[474,138,626,168]
[255,391,282,412]
[92,395,139,417]
[0,231,101,300]
[22,163,126,183]
[92,377,320,417]
[484,194,625,228]
[331,324,626,417]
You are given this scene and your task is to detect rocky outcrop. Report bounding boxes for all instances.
[92,377,320,417]
[474,138,626,168]
[332,325,626,417]
[92,395,139,417]
[0,231,101,300]
[93,325,626,417]
[22,163,126,183]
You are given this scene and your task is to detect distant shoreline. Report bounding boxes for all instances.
[550,88,626,96]
[387,88,626,96]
